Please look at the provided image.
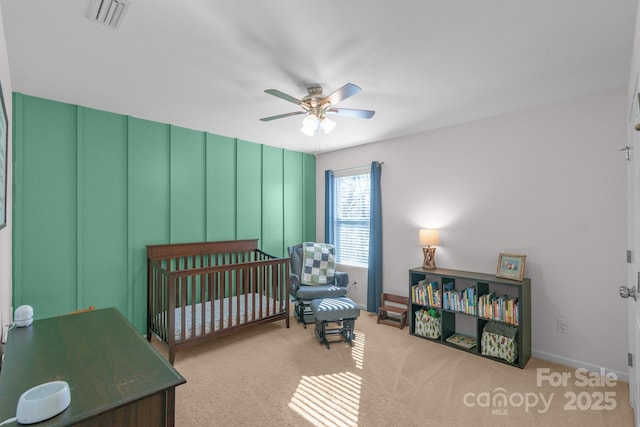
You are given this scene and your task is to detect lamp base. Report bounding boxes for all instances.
[422,246,437,269]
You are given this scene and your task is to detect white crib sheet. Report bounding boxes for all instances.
[165,293,280,341]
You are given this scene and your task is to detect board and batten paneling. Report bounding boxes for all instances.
[79,108,128,317]
[13,95,77,311]
[170,125,207,244]
[303,152,316,241]
[262,145,284,257]
[283,150,304,250]
[206,133,236,242]
[128,117,171,329]
[12,93,315,332]
[236,140,262,242]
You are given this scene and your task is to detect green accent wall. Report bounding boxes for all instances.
[283,150,303,248]
[206,134,236,241]
[12,93,316,332]
[262,145,284,257]
[236,140,262,241]
[303,152,316,240]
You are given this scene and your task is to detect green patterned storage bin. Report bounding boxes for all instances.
[414,309,441,339]
[481,322,518,363]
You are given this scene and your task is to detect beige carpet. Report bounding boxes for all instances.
[152,307,634,427]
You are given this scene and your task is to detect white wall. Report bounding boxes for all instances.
[316,89,628,376]
[0,3,12,343]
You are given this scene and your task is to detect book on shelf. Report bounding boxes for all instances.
[443,286,477,315]
[445,333,477,349]
[412,280,440,307]
[478,293,519,325]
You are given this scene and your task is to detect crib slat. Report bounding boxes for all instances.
[200,271,207,337]
[258,264,264,319]
[237,266,242,326]
[213,272,218,328]
[180,276,187,343]
[228,268,233,329]
[189,275,196,340]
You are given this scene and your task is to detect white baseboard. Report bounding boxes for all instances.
[532,348,629,383]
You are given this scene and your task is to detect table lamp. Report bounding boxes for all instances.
[419,229,439,269]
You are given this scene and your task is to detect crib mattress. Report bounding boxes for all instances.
[160,293,282,341]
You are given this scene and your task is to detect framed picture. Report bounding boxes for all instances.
[496,253,526,281]
[0,80,6,230]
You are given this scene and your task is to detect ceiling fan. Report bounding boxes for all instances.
[260,83,375,136]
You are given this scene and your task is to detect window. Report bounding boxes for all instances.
[333,171,370,267]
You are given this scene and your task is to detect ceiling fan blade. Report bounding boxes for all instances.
[260,111,305,121]
[323,83,362,106]
[327,108,375,119]
[264,89,302,105]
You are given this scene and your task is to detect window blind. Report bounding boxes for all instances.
[334,172,370,266]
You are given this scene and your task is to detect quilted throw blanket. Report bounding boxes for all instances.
[301,242,336,286]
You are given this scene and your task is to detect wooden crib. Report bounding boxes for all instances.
[147,239,290,364]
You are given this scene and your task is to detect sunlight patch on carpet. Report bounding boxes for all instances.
[352,330,365,369]
[288,371,362,427]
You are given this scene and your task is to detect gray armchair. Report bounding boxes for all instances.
[288,243,349,327]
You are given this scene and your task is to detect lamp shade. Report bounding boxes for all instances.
[419,229,439,246]
[320,117,336,134]
[301,114,319,136]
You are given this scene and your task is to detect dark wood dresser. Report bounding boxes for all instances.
[0,307,185,426]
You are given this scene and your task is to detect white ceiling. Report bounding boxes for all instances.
[1,0,637,154]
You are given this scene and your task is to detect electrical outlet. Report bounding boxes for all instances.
[558,318,568,334]
[352,281,358,287]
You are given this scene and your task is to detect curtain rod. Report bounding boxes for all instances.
[331,161,384,174]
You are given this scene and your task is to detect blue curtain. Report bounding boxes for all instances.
[324,170,335,244]
[367,161,383,312]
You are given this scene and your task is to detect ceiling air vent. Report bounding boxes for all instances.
[88,0,131,30]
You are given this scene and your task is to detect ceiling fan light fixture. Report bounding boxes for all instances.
[301,114,319,136]
[263,83,374,137]
[320,117,336,134]
[301,125,316,137]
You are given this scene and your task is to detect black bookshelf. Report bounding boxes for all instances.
[409,267,531,368]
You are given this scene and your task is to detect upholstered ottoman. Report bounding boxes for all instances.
[294,285,347,328]
[310,297,360,349]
